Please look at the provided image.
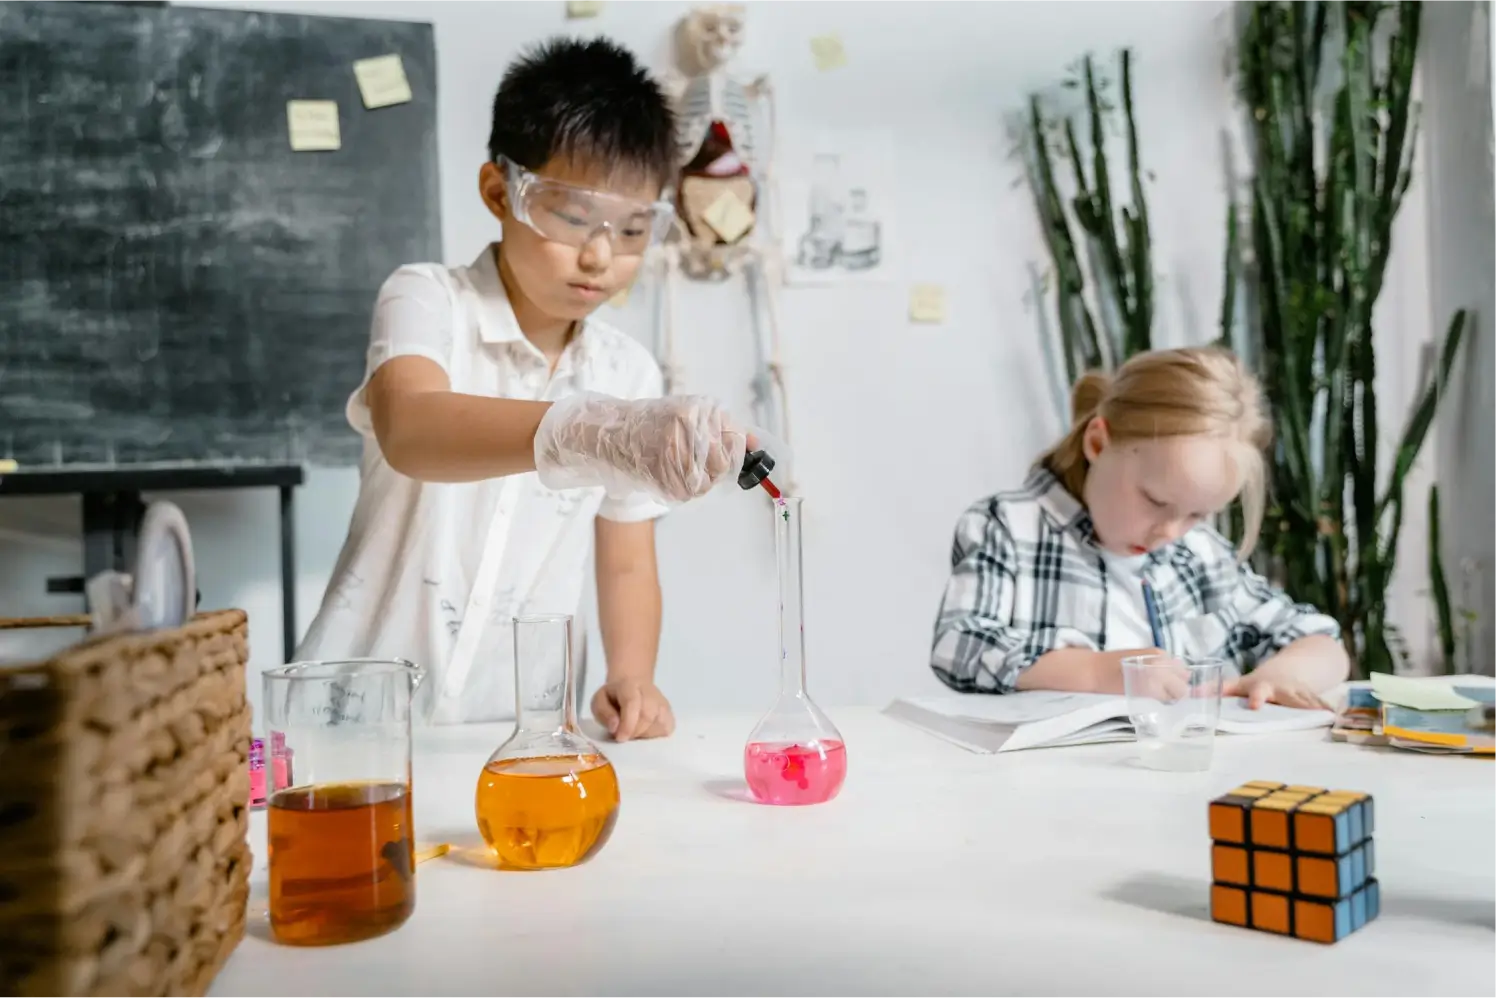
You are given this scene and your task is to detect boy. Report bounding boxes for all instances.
[295,37,748,740]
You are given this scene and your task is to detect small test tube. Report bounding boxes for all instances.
[248,737,268,809]
[270,730,291,791]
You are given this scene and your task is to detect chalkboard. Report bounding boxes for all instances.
[0,1,441,468]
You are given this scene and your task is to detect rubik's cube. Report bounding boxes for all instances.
[1208,781,1380,944]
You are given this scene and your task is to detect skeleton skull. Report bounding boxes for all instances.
[677,3,745,76]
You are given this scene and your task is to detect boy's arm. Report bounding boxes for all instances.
[592,517,672,741]
[594,518,662,679]
[587,353,673,741]
[353,270,552,482]
[367,356,552,482]
[353,269,745,492]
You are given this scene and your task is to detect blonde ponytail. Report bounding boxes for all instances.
[1069,371,1111,423]
[1040,372,1112,502]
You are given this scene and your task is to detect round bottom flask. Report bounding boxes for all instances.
[474,614,620,869]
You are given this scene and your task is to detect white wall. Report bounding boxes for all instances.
[1425,0,1496,675]
[0,1,1453,716]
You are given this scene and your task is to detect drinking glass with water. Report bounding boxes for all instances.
[1121,654,1226,772]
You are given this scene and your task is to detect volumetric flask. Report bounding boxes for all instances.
[475,614,621,870]
[744,496,847,805]
[262,658,423,946]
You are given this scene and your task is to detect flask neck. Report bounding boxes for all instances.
[511,615,579,735]
[774,496,809,698]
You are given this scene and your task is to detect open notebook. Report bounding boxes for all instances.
[883,690,1336,754]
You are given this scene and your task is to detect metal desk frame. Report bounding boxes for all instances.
[0,463,305,661]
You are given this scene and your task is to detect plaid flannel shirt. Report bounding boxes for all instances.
[930,467,1341,694]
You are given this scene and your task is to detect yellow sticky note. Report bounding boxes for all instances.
[809,34,847,71]
[1369,672,1481,711]
[0,459,17,474]
[909,284,947,323]
[566,0,603,17]
[286,100,341,152]
[353,54,413,109]
[702,190,755,243]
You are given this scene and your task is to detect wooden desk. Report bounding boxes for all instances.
[210,704,1495,996]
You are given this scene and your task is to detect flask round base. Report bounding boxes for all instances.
[475,755,621,869]
[743,740,847,806]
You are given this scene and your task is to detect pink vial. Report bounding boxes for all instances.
[248,737,268,809]
[270,731,291,791]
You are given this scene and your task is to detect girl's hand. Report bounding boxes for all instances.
[1223,673,1331,711]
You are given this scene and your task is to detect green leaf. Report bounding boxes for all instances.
[1428,483,1456,674]
[1378,310,1468,527]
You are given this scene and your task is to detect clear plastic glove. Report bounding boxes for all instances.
[533,391,749,503]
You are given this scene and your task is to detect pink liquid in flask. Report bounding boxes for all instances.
[744,740,847,806]
[741,493,847,806]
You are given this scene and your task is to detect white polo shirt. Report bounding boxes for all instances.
[294,244,669,724]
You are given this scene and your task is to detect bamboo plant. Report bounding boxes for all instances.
[1232,0,1469,676]
[1022,50,1155,391]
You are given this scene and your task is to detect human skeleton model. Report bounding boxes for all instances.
[651,4,793,487]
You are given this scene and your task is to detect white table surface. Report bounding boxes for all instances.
[209,701,1496,997]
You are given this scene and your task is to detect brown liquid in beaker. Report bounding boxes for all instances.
[268,781,415,946]
[475,755,620,870]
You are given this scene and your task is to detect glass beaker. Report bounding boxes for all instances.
[475,614,621,870]
[261,658,423,946]
[744,496,847,805]
[1121,653,1225,772]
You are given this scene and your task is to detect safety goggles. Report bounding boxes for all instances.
[500,157,675,256]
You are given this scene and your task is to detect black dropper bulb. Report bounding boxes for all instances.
[738,449,776,491]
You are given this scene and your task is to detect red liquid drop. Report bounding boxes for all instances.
[743,740,847,806]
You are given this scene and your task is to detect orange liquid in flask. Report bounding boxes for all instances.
[475,755,620,869]
[267,781,416,946]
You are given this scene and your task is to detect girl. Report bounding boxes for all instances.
[930,346,1348,709]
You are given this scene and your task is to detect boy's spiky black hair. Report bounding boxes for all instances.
[488,36,676,189]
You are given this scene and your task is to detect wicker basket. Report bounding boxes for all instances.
[0,610,252,997]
